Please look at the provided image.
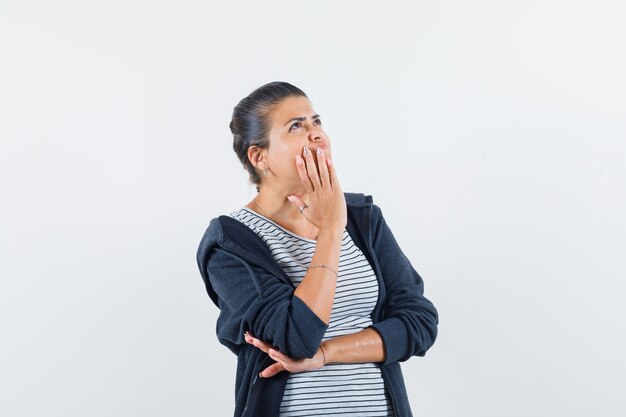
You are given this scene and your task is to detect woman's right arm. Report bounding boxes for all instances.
[290,227,343,324]
[206,248,329,359]
[288,146,346,325]
[204,147,345,359]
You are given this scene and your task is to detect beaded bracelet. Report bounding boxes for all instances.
[308,264,338,277]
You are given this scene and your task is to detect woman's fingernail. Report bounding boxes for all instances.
[258,372,264,379]
[317,147,322,156]
[303,146,309,156]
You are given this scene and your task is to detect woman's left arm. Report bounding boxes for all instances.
[320,328,385,363]
[245,328,384,378]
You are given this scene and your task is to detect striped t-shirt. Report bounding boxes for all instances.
[229,207,394,417]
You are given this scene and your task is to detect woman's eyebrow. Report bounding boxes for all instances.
[283,114,321,126]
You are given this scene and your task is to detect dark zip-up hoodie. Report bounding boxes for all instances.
[196,192,439,417]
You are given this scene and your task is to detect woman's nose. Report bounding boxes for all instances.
[308,129,322,142]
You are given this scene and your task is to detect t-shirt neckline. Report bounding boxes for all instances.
[239,206,318,244]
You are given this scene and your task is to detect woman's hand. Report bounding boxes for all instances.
[287,145,347,234]
[244,332,325,378]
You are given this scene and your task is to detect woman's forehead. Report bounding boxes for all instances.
[271,96,315,121]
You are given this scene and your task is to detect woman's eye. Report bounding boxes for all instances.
[314,118,322,125]
[289,122,301,131]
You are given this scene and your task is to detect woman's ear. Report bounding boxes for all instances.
[247,146,267,170]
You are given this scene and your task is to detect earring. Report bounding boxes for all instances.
[261,159,269,176]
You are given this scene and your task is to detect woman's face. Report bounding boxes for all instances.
[264,95,332,190]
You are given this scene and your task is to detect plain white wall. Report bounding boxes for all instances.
[1,1,625,416]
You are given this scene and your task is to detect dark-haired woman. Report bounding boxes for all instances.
[197,82,438,417]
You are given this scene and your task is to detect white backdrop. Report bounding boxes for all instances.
[1,1,625,416]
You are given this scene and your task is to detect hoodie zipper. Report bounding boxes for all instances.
[240,374,258,417]
[241,354,274,417]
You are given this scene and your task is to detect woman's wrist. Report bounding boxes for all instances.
[320,341,333,364]
[319,344,328,365]
[317,226,344,241]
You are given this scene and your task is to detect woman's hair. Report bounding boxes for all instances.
[230,81,308,191]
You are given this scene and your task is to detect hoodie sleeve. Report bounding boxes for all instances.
[203,247,329,359]
[368,204,439,365]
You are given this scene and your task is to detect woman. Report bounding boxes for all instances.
[197,82,438,417]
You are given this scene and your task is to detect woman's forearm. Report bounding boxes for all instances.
[320,327,385,364]
[293,228,343,324]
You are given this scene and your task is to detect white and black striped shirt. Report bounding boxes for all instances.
[229,207,393,417]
